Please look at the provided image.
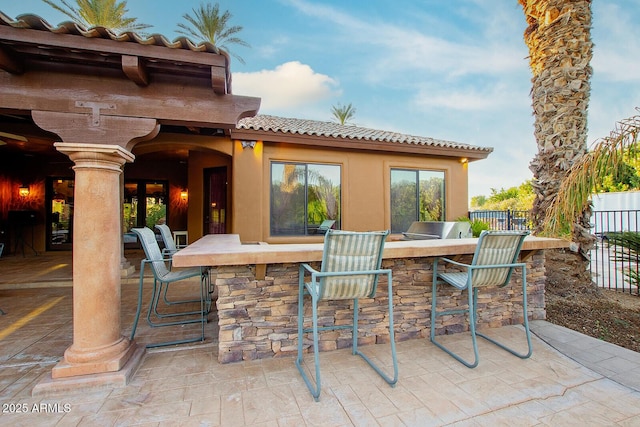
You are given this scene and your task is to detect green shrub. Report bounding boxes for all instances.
[469,219,490,237]
[456,216,490,237]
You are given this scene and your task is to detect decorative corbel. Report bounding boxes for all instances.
[122,55,149,86]
[211,66,227,95]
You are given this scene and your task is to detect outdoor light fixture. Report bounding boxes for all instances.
[460,158,468,164]
[241,140,257,149]
[180,189,188,201]
[18,184,29,197]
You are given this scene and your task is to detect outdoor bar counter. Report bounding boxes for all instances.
[172,234,569,363]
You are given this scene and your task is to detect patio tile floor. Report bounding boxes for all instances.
[1,251,640,426]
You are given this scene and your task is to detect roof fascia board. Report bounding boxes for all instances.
[230,129,491,160]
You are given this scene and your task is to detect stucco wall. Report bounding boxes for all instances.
[187,149,232,244]
[231,140,470,243]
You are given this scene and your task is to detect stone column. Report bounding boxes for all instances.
[52,144,136,377]
[31,110,158,392]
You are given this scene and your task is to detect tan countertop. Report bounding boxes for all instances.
[171,234,570,268]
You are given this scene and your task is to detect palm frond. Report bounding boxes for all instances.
[543,112,640,237]
[42,0,86,25]
[331,103,356,125]
[43,0,150,34]
[176,2,249,63]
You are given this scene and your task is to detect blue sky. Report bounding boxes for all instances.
[2,0,639,202]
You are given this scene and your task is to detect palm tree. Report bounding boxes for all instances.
[331,103,356,125]
[518,1,595,281]
[42,0,150,34]
[177,2,249,64]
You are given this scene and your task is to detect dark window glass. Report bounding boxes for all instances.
[270,162,341,236]
[391,169,445,233]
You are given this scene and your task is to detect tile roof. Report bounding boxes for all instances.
[237,115,493,153]
[0,12,226,56]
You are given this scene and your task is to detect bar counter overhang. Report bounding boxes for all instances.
[172,234,569,364]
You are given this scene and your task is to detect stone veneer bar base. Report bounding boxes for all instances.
[213,252,547,364]
[31,345,145,397]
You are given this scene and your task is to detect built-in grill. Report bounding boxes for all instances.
[401,221,472,240]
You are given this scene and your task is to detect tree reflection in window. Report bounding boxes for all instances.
[271,162,341,235]
[391,169,445,233]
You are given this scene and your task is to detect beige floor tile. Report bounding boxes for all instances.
[219,392,245,427]
[379,384,424,412]
[375,413,407,427]
[116,401,191,425]
[538,400,625,426]
[295,398,353,426]
[343,402,379,427]
[188,396,221,417]
[351,385,399,419]
[329,383,362,407]
[456,375,529,410]
[276,414,308,427]
[241,385,301,425]
[618,414,640,427]
[395,406,443,427]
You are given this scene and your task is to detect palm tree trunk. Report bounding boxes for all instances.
[519,0,595,283]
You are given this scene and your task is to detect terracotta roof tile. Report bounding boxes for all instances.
[237,115,493,153]
[0,12,225,56]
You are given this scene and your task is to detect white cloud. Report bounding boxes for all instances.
[412,82,530,112]
[233,61,341,114]
[284,0,526,82]
[255,35,290,59]
[591,2,640,83]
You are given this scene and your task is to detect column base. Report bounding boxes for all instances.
[121,264,135,278]
[52,337,137,379]
[32,344,145,397]
[121,257,135,278]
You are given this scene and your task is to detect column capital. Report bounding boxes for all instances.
[54,143,135,171]
[31,110,159,151]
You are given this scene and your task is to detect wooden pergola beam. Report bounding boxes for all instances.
[0,44,24,74]
[0,70,260,129]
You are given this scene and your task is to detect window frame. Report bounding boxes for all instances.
[390,168,446,233]
[269,161,342,236]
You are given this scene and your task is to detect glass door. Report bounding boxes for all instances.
[47,178,74,250]
[204,167,227,234]
[123,180,168,231]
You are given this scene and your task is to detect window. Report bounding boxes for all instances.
[271,162,341,235]
[390,169,445,233]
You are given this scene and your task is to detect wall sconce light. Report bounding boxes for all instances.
[460,158,468,164]
[19,184,30,197]
[180,189,188,201]
[241,140,256,149]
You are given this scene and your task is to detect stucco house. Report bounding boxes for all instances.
[0,12,491,391]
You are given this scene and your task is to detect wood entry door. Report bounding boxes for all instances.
[204,166,227,234]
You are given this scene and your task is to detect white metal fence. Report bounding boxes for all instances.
[590,210,640,295]
[470,208,640,296]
